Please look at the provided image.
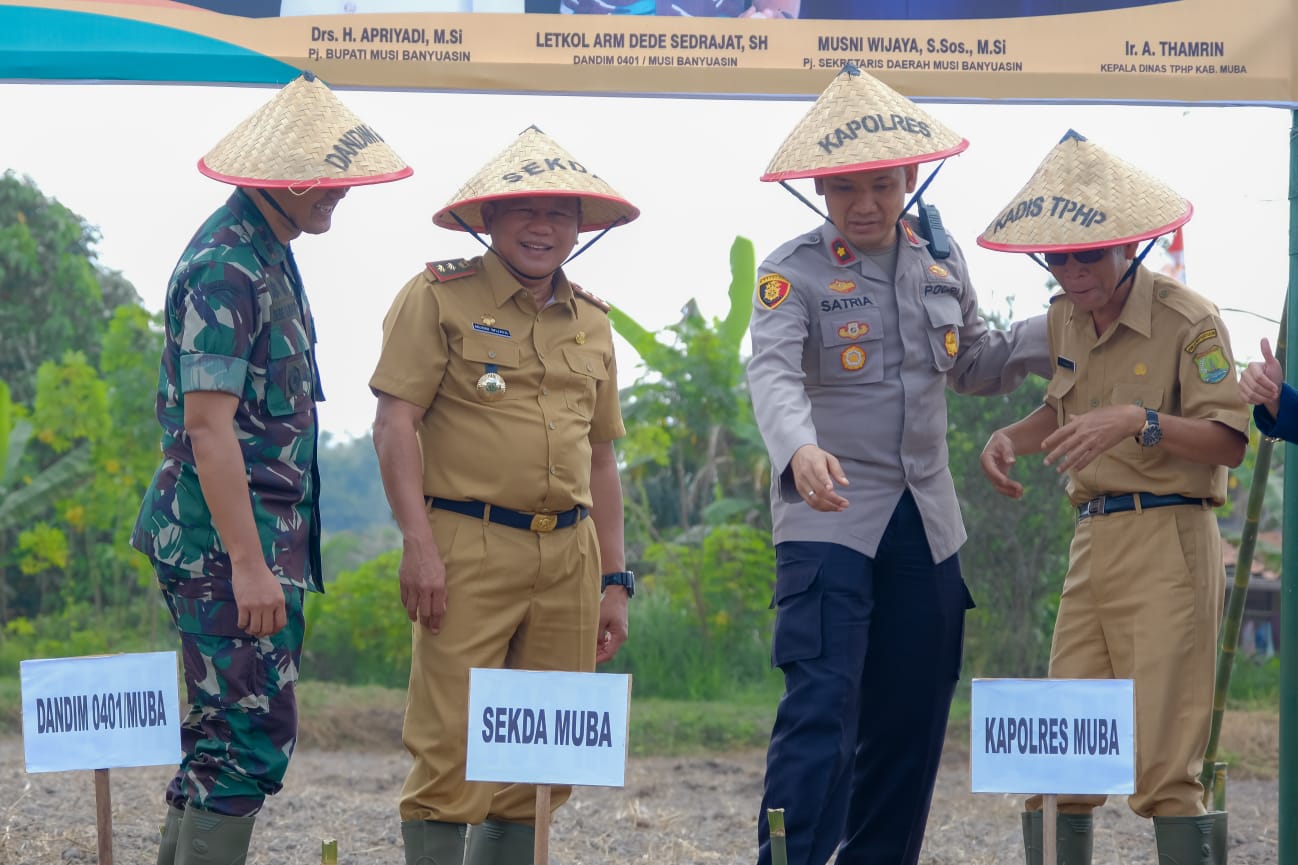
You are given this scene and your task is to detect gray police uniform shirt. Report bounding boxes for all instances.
[746,219,1052,564]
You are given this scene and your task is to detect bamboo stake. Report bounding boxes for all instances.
[321,838,338,864]
[768,808,788,865]
[1200,302,1286,807]
[535,784,552,864]
[94,768,113,865]
[1043,795,1058,865]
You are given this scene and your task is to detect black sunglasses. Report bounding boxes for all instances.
[1043,249,1107,267]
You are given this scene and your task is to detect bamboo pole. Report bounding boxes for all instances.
[768,808,788,865]
[1279,106,1298,865]
[321,838,338,864]
[1199,305,1285,805]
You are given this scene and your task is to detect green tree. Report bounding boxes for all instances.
[0,172,140,405]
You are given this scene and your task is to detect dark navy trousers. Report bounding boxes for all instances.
[757,491,973,865]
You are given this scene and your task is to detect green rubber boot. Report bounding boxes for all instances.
[174,808,256,864]
[463,818,536,865]
[1154,811,1228,864]
[401,819,467,865]
[155,805,184,865]
[1021,810,1094,865]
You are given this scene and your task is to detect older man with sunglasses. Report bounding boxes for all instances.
[976,131,1248,865]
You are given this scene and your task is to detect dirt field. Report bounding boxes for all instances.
[1,711,1279,864]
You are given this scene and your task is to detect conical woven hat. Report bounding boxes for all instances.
[978,129,1192,252]
[200,72,412,189]
[434,126,639,233]
[761,64,967,182]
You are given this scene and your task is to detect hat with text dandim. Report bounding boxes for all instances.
[199,72,412,188]
[434,126,640,233]
[761,64,968,182]
[977,129,1192,252]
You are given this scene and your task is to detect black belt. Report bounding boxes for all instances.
[426,497,588,533]
[1076,493,1210,520]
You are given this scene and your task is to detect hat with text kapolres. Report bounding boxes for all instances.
[978,129,1192,252]
[761,64,968,182]
[434,125,640,233]
[199,71,412,189]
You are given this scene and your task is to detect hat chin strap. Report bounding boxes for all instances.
[779,160,946,232]
[256,188,302,235]
[446,208,626,285]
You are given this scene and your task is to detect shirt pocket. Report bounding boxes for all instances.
[461,336,522,400]
[1110,382,1164,412]
[265,314,313,417]
[818,309,884,386]
[1045,367,1077,426]
[923,294,963,372]
[562,346,609,419]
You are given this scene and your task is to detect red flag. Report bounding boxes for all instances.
[1160,226,1186,283]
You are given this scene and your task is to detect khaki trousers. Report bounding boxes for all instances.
[399,505,601,824]
[1027,501,1221,818]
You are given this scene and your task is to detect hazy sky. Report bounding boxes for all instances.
[3,82,1291,439]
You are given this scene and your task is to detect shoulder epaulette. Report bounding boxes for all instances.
[1151,274,1217,323]
[766,231,820,266]
[572,283,611,313]
[425,258,476,282]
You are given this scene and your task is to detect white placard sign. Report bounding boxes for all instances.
[21,651,181,774]
[466,668,631,788]
[971,678,1135,795]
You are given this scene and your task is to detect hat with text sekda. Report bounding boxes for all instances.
[977,129,1191,252]
[761,64,968,182]
[434,126,639,233]
[199,72,411,188]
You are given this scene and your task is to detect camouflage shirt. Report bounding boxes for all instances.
[131,189,324,593]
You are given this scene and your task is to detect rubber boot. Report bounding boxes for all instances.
[1154,811,1228,864]
[463,818,536,865]
[1021,810,1094,865]
[156,805,184,865]
[174,808,256,864]
[401,819,467,865]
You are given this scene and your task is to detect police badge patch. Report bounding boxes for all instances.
[840,345,866,370]
[758,273,792,310]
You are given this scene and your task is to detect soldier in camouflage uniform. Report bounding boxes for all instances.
[130,73,410,865]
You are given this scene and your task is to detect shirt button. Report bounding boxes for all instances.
[1090,398,1099,407]
[548,421,556,430]
[585,362,592,372]
[487,351,496,358]
[1135,399,1143,407]
[541,387,550,395]
[549,465,558,475]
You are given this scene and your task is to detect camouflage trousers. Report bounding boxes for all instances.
[156,562,306,818]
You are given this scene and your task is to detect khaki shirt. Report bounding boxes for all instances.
[1044,265,1249,506]
[369,253,624,513]
[747,219,1052,562]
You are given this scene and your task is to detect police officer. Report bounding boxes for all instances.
[131,73,410,865]
[746,66,1052,865]
[369,126,637,865]
[977,130,1248,865]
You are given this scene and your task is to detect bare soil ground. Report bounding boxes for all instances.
[1,711,1279,865]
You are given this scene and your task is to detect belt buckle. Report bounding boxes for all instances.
[1085,495,1106,517]
[529,512,557,533]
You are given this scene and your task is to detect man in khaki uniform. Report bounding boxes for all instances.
[977,130,1248,865]
[369,127,638,865]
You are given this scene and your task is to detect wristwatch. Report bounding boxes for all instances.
[1138,408,1162,448]
[601,570,635,598]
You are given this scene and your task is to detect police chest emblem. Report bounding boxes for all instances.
[758,273,792,310]
[944,329,958,357]
[830,237,856,265]
[829,279,856,294]
[928,263,950,278]
[840,345,867,371]
[1194,345,1229,383]
[837,321,869,339]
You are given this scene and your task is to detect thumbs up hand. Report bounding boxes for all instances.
[1240,337,1284,418]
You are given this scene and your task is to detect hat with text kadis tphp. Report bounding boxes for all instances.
[199,71,412,189]
[977,129,1192,253]
[434,125,640,233]
[761,64,968,182]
